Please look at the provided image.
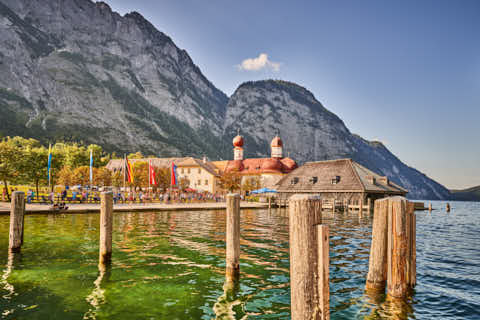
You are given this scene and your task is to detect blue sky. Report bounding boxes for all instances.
[102,0,479,189]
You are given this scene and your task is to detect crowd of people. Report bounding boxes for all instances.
[114,190,226,204]
[2,186,227,205]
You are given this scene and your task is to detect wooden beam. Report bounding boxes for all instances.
[366,198,388,292]
[226,193,241,282]
[9,192,25,252]
[289,194,326,319]
[387,197,408,298]
[99,192,113,265]
[317,224,330,320]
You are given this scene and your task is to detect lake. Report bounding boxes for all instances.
[1,200,479,319]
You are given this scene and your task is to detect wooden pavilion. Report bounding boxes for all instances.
[275,159,408,208]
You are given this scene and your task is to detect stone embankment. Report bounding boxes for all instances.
[0,201,268,215]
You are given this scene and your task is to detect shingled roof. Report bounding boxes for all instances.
[275,158,408,195]
[176,157,221,177]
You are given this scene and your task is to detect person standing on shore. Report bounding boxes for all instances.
[27,189,32,203]
[48,191,54,204]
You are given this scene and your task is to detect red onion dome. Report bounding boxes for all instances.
[233,135,244,147]
[281,158,297,171]
[271,136,283,148]
[261,158,282,172]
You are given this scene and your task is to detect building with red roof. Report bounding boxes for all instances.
[223,134,298,188]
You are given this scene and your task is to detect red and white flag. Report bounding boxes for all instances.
[149,160,157,185]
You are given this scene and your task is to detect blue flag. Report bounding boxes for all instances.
[89,149,93,184]
[47,144,52,185]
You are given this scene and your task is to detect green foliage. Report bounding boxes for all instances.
[0,136,110,190]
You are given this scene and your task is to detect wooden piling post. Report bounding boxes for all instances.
[407,201,416,288]
[367,198,371,214]
[9,192,25,252]
[268,196,271,209]
[387,197,408,299]
[446,203,450,212]
[332,199,335,213]
[226,193,241,282]
[99,191,113,265]
[289,194,328,320]
[366,198,389,292]
[359,197,364,216]
[317,224,330,320]
[428,203,432,211]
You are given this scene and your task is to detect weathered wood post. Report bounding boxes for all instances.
[359,197,364,216]
[99,191,113,265]
[367,197,416,297]
[366,198,389,293]
[9,191,25,252]
[406,201,416,288]
[289,194,329,320]
[446,203,450,212]
[226,193,241,282]
[387,197,408,299]
[332,199,335,213]
[317,224,330,320]
[367,198,372,214]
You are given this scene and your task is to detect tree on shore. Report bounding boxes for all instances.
[155,167,171,192]
[0,139,21,201]
[22,146,49,197]
[57,166,75,186]
[218,170,242,193]
[242,176,261,194]
[178,177,190,191]
[111,171,123,188]
[72,166,91,186]
[94,167,112,186]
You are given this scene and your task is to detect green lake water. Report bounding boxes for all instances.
[1,201,479,319]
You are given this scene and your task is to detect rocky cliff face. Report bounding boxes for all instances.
[0,0,451,199]
[0,0,228,157]
[225,80,451,200]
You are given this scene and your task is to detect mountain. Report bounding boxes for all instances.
[225,80,451,200]
[0,0,229,157]
[0,0,451,200]
[450,186,480,202]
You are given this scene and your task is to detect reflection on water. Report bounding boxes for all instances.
[0,201,479,319]
[83,264,111,320]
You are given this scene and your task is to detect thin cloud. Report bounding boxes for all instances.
[237,53,281,72]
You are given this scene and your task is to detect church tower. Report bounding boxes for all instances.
[271,136,283,158]
[233,134,244,160]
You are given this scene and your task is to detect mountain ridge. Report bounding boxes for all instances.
[0,0,452,199]
[450,185,480,202]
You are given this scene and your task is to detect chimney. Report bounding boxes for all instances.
[367,175,376,185]
[379,176,389,185]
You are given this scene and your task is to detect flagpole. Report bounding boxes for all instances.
[123,154,126,193]
[48,144,52,191]
[89,149,93,186]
